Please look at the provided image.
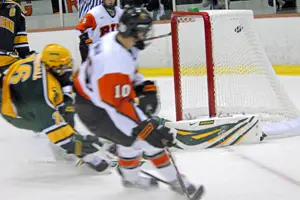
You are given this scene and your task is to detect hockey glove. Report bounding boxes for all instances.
[59,103,75,127]
[62,134,103,158]
[79,32,92,62]
[56,71,73,86]
[135,40,148,50]
[135,80,159,115]
[132,118,175,149]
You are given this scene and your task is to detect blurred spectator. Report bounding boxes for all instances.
[52,0,102,17]
[202,0,230,9]
[268,0,281,10]
[121,0,170,20]
[78,0,102,19]
[120,0,158,10]
[158,0,171,19]
[268,0,296,12]
[51,0,66,13]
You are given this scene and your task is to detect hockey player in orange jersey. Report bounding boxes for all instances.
[74,6,204,198]
[76,0,123,62]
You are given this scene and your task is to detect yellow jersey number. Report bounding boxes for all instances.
[10,57,42,84]
[10,64,32,84]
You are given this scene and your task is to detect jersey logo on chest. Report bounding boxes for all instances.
[99,23,118,37]
[0,16,15,33]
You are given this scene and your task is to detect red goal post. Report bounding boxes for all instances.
[171,11,216,121]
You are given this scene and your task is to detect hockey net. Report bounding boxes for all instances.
[171,10,300,125]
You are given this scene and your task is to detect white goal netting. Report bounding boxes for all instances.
[171,10,300,137]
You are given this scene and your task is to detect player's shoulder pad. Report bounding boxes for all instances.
[88,4,103,16]
[77,12,97,31]
[90,41,121,68]
[116,6,123,15]
[6,0,25,15]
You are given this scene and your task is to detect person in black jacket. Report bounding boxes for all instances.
[268,0,296,12]
[0,0,31,69]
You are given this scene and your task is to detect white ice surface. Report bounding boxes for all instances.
[1,77,300,200]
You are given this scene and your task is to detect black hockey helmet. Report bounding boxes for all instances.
[117,6,153,41]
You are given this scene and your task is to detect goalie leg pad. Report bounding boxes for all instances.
[165,115,262,150]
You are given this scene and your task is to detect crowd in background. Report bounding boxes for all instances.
[48,0,173,18]
[268,0,297,12]
[15,0,299,21]
[75,0,298,20]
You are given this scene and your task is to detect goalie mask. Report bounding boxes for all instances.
[41,44,73,77]
[118,6,153,44]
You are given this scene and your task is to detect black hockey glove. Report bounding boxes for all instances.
[134,80,159,115]
[56,71,73,86]
[79,32,92,62]
[134,40,148,50]
[62,134,103,158]
[132,118,175,148]
[56,71,76,126]
[59,103,75,127]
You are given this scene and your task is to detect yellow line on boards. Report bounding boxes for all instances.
[138,65,300,77]
[273,65,300,76]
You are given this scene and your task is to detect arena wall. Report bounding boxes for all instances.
[27,13,300,77]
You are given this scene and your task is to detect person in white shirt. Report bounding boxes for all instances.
[77,0,102,20]
[76,0,123,62]
[74,6,203,196]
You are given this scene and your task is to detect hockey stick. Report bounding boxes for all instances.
[80,143,148,168]
[141,146,204,200]
[141,169,204,200]
[90,142,182,186]
[164,146,205,200]
[75,156,147,168]
[141,170,170,184]
[164,147,188,196]
[91,140,205,200]
[143,167,206,200]
[145,32,171,41]
[143,113,205,200]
